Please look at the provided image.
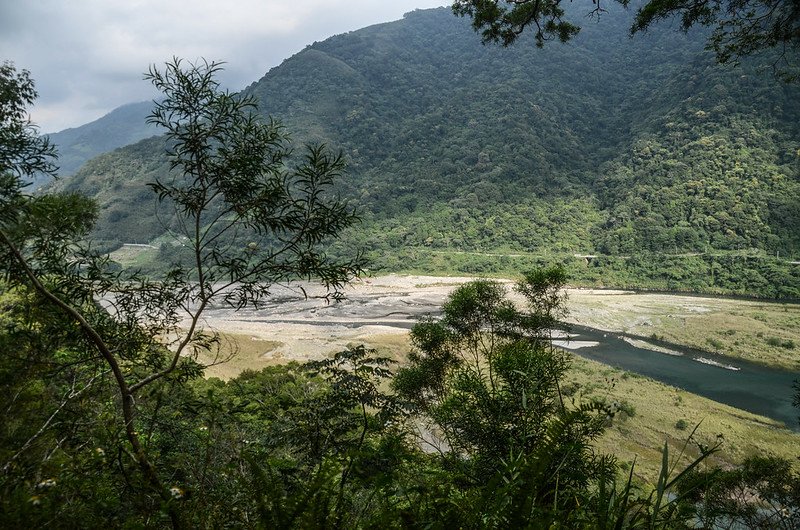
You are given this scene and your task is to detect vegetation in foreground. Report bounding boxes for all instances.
[4,267,800,527]
[198,291,800,486]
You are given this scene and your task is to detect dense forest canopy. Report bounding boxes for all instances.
[452,0,800,81]
[54,6,800,296]
[40,101,157,183]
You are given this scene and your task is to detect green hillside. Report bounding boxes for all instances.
[36,101,157,187]
[57,6,800,296]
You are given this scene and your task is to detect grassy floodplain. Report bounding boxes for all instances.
[566,289,800,371]
[210,329,798,484]
[567,357,797,482]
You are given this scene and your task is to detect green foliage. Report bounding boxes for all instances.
[258,7,800,297]
[144,58,362,298]
[0,60,363,527]
[632,0,800,82]
[453,0,800,81]
[0,62,57,182]
[42,101,157,182]
[679,455,800,527]
[0,61,57,226]
[4,18,800,528]
[452,0,582,47]
[767,336,796,349]
[394,270,612,513]
[3,261,799,526]
[54,9,800,296]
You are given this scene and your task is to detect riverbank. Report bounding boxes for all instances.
[568,355,798,481]
[194,274,800,382]
[566,289,800,371]
[196,275,472,379]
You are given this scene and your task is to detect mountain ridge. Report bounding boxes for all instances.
[32,100,158,188]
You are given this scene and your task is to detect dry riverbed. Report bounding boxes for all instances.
[195,277,800,374]
[190,275,799,481]
[197,275,477,379]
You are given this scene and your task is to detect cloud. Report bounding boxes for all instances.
[1,0,447,132]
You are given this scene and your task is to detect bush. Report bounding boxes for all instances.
[765,336,794,348]
[617,400,637,419]
[675,419,689,430]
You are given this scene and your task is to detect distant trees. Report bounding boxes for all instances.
[452,0,800,80]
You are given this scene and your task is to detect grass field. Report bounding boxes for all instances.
[566,356,797,481]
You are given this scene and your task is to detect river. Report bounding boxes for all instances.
[565,325,799,429]
[201,276,800,429]
[252,314,799,429]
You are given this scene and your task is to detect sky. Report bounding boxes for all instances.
[1,1,448,133]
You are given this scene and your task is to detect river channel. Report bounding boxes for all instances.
[202,277,800,429]
[565,325,799,429]
[255,316,799,429]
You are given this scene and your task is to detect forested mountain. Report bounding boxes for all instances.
[57,6,800,296]
[35,101,156,187]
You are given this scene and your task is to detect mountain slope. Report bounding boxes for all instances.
[36,101,158,187]
[57,6,800,295]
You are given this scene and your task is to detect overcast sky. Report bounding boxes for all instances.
[1,1,448,133]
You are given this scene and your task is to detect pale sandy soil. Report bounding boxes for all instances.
[195,275,481,376]
[191,276,800,374]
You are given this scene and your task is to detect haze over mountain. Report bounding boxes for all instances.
[56,6,800,296]
[34,101,157,188]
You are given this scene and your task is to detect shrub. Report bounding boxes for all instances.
[765,337,795,349]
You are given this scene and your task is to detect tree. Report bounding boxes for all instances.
[0,58,361,527]
[452,0,800,80]
[390,269,725,527]
[679,455,800,528]
[392,268,613,523]
[0,61,57,222]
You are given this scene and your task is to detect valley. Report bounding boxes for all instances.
[58,6,800,299]
[4,1,800,525]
